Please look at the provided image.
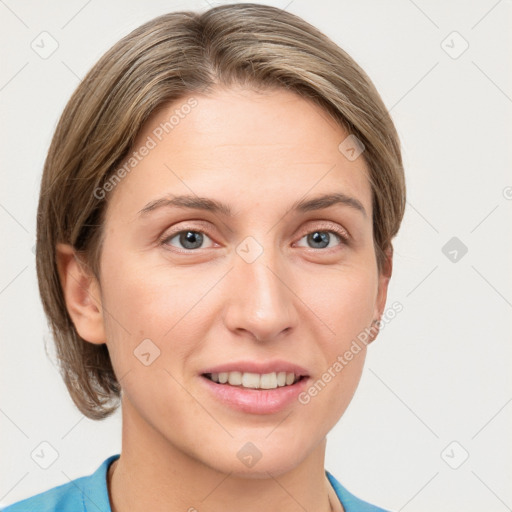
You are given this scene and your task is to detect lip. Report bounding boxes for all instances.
[200,359,310,377]
[200,373,310,415]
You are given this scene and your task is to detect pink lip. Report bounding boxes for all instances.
[200,374,310,415]
[200,359,310,377]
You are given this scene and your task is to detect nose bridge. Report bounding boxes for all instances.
[223,235,298,340]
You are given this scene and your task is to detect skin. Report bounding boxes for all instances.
[57,86,392,512]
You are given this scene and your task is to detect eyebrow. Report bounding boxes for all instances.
[138,192,367,218]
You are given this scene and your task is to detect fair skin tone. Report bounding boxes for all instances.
[57,86,392,512]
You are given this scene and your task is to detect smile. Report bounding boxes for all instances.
[203,371,303,389]
[200,373,310,415]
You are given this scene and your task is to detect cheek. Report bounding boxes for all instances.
[299,337,368,435]
[98,254,222,387]
[299,267,376,407]
[101,255,209,337]
[304,263,378,340]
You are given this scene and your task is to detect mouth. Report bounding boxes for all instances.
[202,371,307,390]
[199,366,311,414]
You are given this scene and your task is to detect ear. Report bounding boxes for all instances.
[369,245,394,343]
[56,243,106,345]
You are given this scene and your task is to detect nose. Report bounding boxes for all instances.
[222,244,299,342]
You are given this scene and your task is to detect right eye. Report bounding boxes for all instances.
[161,229,216,251]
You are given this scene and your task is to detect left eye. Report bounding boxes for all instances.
[296,230,344,249]
[163,230,214,250]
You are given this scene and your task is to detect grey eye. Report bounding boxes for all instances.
[166,230,212,250]
[297,231,342,249]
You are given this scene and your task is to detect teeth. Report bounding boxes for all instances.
[243,372,261,388]
[228,371,242,386]
[259,372,275,389]
[207,371,300,389]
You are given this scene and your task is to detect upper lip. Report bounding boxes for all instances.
[201,360,310,377]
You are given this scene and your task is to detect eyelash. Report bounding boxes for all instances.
[159,222,350,253]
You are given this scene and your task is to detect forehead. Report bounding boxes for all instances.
[106,87,372,221]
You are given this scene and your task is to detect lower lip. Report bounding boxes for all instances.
[200,375,310,414]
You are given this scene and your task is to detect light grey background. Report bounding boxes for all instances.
[1,1,511,510]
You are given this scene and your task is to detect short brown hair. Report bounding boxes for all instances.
[36,3,406,419]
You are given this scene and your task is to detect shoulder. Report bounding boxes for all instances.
[326,470,392,512]
[1,455,120,512]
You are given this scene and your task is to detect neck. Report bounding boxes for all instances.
[107,396,343,512]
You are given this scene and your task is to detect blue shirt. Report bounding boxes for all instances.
[1,454,390,511]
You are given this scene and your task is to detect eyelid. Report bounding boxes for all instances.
[298,220,350,242]
[158,221,217,248]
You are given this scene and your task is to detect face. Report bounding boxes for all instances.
[89,87,390,476]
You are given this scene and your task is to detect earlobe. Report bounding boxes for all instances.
[56,243,106,345]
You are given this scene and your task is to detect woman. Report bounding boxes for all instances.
[3,3,405,511]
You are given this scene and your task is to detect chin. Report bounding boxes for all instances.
[222,459,304,480]
[202,438,314,479]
